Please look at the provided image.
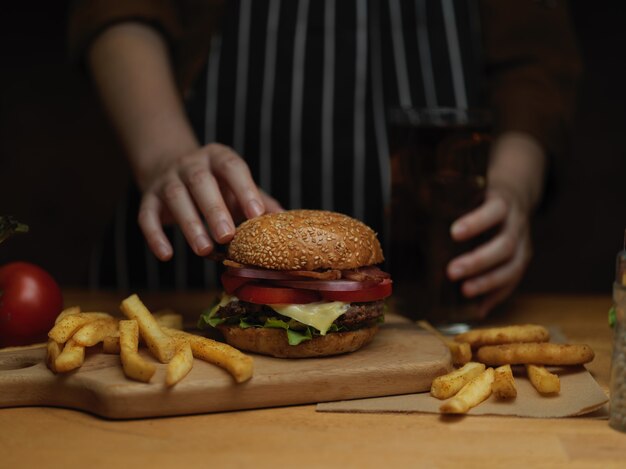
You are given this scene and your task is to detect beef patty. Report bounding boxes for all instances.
[216,300,384,331]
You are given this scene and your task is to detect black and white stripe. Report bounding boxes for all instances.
[321,0,335,211]
[259,0,281,194]
[233,0,253,154]
[389,0,412,108]
[416,0,438,108]
[442,0,468,109]
[289,0,310,209]
[352,0,368,220]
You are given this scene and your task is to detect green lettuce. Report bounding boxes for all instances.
[197,298,223,329]
[264,318,313,345]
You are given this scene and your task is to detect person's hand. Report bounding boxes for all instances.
[137,143,283,261]
[446,184,532,317]
[445,132,546,317]
[87,23,282,261]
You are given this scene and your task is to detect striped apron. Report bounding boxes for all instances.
[91,0,484,291]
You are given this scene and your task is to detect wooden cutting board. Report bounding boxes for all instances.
[0,314,451,419]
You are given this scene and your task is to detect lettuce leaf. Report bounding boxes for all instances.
[239,319,255,329]
[198,309,225,329]
[286,328,313,346]
[264,318,313,345]
[197,294,234,329]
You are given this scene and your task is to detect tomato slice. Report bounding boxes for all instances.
[221,272,252,295]
[321,279,392,303]
[235,283,321,304]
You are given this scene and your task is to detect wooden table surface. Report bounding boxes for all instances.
[1,290,625,468]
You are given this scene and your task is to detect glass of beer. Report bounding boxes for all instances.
[388,107,493,333]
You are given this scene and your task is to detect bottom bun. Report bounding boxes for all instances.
[217,325,379,358]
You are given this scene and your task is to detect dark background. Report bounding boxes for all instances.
[1,1,625,293]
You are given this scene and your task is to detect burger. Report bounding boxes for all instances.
[198,209,392,358]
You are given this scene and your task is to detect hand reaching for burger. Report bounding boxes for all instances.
[137,143,283,261]
[88,23,282,261]
[446,132,547,318]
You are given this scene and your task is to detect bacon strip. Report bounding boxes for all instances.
[341,266,390,282]
[285,269,342,280]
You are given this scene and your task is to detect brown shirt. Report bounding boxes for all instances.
[68,0,582,156]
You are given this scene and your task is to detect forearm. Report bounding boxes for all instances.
[88,22,199,189]
[488,132,547,213]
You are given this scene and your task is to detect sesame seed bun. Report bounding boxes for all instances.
[217,324,379,358]
[227,209,384,271]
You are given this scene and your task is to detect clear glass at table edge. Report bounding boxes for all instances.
[610,235,626,433]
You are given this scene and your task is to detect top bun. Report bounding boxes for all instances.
[227,210,384,271]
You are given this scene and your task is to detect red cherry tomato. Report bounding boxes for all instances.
[234,283,321,305]
[0,262,63,347]
[321,279,392,303]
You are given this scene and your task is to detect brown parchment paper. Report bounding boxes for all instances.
[317,365,608,418]
[317,327,608,418]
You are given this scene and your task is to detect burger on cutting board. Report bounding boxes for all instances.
[199,210,392,358]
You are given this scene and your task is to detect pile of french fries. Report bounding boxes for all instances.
[46,294,253,386]
[419,322,595,414]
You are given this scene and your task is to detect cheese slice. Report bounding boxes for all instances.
[210,295,350,335]
[269,302,349,335]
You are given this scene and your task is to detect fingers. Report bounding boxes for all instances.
[138,193,173,260]
[180,160,235,243]
[447,227,517,281]
[260,190,284,214]
[208,144,266,220]
[459,240,529,298]
[450,193,508,241]
[448,189,524,281]
[446,188,533,316]
[222,188,283,225]
[139,143,273,260]
[447,215,531,300]
[160,176,214,256]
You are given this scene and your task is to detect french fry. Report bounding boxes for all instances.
[492,364,517,399]
[120,294,175,363]
[163,327,254,383]
[526,364,560,395]
[48,312,112,344]
[72,317,119,347]
[417,320,472,365]
[154,309,184,330]
[440,367,495,414]
[455,324,550,348]
[119,319,156,383]
[54,339,85,372]
[476,342,595,366]
[54,305,81,324]
[430,362,486,399]
[102,334,121,354]
[46,339,63,373]
[45,296,250,386]
[100,309,182,354]
[166,340,194,387]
